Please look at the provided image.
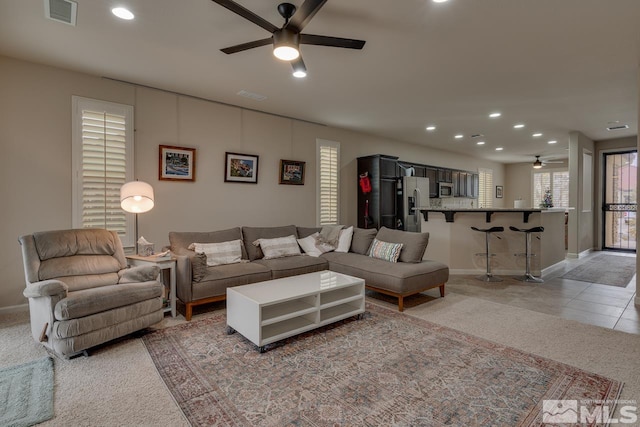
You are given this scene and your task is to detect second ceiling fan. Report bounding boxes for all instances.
[211,0,366,77]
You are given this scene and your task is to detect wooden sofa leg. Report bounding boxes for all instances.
[439,284,445,297]
[398,296,404,312]
[185,304,193,321]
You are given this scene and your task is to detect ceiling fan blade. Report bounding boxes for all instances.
[300,34,366,49]
[285,0,327,33]
[211,0,278,33]
[221,37,273,54]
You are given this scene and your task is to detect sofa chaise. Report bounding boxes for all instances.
[169,225,449,320]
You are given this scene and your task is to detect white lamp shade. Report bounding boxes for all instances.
[120,181,154,213]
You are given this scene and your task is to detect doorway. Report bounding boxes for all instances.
[602,150,637,251]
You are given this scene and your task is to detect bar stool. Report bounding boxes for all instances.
[509,226,544,283]
[471,226,504,282]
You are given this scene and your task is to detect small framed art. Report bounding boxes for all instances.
[279,159,306,185]
[496,185,503,198]
[224,152,259,183]
[159,145,196,181]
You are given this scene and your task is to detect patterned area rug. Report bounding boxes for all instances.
[561,253,636,287]
[143,304,622,426]
[0,357,54,427]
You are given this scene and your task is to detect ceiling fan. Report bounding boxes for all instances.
[211,0,366,77]
[532,155,564,169]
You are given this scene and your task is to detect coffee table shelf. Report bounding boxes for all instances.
[227,271,365,352]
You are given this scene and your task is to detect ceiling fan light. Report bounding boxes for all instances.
[293,70,307,78]
[273,29,300,61]
[533,158,543,169]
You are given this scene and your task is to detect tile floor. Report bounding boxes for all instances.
[442,251,639,334]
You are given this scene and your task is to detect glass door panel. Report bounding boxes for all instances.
[603,151,637,251]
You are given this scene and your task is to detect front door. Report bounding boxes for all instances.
[602,150,637,251]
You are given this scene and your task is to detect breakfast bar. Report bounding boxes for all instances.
[419,208,567,276]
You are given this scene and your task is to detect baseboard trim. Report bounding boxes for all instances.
[542,259,567,277]
[0,303,28,315]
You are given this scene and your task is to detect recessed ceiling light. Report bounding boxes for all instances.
[548,140,557,144]
[489,112,501,118]
[432,0,449,3]
[454,134,464,139]
[476,141,485,145]
[532,133,543,137]
[513,124,525,129]
[426,126,436,131]
[495,147,504,151]
[112,7,134,20]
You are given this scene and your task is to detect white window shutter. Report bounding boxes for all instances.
[72,97,134,246]
[317,140,340,225]
[478,168,493,208]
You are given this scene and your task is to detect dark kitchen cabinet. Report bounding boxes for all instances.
[425,167,438,197]
[357,155,399,230]
[438,168,453,183]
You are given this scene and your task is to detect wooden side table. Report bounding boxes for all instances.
[126,255,177,318]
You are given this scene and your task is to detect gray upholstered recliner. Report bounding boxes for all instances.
[19,228,164,358]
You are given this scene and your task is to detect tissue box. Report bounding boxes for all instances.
[137,243,154,256]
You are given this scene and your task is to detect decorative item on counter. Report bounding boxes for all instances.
[137,236,154,256]
[540,189,554,208]
[514,198,526,208]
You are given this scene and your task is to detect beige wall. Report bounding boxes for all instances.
[504,160,569,208]
[0,55,505,309]
[567,131,596,256]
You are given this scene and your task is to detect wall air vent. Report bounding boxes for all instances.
[237,90,267,102]
[470,134,484,138]
[606,124,629,131]
[44,0,77,26]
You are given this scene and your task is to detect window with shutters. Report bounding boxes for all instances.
[72,96,135,247]
[533,170,569,207]
[316,139,340,225]
[478,168,493,208]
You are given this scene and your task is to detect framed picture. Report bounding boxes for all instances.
[496,185,503,198]
[159,145,196,181]
[279,159,306,185]
[224,152,259,183]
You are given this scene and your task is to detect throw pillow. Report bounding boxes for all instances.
[191,240,243,266]
[375,226,430,263]
[368,238,403,263]
[191,252,208,282]
[297,233,323,257]
[350,228,378,255]
[253,235,301,259]
[335,226,354,253]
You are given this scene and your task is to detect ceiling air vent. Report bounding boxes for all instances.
[470,134,484,138]
[606,124,629,131]
[237,90,267,102]
[44,0,77,26]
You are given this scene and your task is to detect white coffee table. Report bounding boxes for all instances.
[226,271,365,352]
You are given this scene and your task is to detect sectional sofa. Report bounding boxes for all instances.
[169,225,449,321]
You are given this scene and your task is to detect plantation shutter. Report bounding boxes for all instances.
[552,171,570,207]
[317,140,340,225]
[72,97,134,246]
[533,172,551,207]
[478,168,493,208]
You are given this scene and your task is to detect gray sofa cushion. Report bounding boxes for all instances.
[350,228,378,255]
[169,228,248,259]
[255,255,328,279]
[54,281,163,320]
[242,225,298,260]
[296,226,322,239]
[193,262,272,300]
[321,252,449,295]
[375,227,430,263]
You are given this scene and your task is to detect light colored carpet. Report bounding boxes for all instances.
[1,293,639,426]
[0,357,53,427]
[561,253,636,287]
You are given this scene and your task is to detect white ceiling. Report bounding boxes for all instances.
[1,0,639,163]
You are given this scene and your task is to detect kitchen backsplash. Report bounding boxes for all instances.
[431,198,477,209]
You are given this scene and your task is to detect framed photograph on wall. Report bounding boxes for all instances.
[159,145,196,181]
[496,185,503,198]
[279,159,305,185]
[225,152,259,183]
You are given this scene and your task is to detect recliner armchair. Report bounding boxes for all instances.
[19,228,164,358]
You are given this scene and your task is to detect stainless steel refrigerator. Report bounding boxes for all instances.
[403,176,430,232]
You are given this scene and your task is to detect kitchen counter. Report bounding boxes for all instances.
[420,207,568,223]
[420,209,567,275]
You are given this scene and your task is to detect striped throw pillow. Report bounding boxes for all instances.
[253,235,301,259]
[368,238,403,263]
[191,240,243,266]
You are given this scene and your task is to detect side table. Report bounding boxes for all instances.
[126,255,177,318]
